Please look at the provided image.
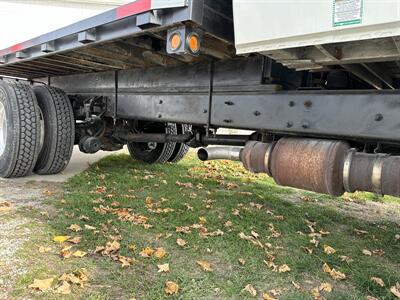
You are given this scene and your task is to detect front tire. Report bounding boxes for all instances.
[0,82,41,178]
[33,86,75,175]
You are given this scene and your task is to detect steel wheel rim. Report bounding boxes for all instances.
[0,102,7,156]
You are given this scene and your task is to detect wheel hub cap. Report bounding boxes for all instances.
[0,102,6,156]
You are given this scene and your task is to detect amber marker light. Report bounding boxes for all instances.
[187,33,200,54]
[170,32,182,51]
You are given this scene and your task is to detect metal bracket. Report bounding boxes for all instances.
[78,30,97,44]
[114,70,119,125]
[343,149,356,193]
[206,61,215,136]
[16,51,29,59]
[41,42,55,53]
[371,154,389,196]
[136,12,162,29]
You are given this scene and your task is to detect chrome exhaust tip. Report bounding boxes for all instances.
[198,147,242,161]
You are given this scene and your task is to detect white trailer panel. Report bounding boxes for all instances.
[233,0,400,54]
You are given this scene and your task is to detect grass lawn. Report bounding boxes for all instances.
[12,152,400,299]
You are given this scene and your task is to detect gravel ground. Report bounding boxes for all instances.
[0,148,120,299]
[0,180,61,300]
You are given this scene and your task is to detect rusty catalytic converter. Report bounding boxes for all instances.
[198,137,400,198]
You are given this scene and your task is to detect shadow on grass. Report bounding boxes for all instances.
[44,154,400,300]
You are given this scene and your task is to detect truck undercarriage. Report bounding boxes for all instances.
[1,0,400,198]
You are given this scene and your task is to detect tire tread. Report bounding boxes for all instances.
[8,83,40,178]
[34,86,74,175]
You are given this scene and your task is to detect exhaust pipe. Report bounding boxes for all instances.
[343,151,400,197]
[199,138,400,198]
[198,147,242,161]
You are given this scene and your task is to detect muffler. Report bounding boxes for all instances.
[199,138,400,198]
[240,138,350,196]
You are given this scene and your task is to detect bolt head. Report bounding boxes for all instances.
[375,114,383,121]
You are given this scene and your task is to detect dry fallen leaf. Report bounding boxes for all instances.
[165,281,179,295]
[292,281,302,290]
[55,281,71,295]
[390,283,400,298]
[43,190,54,197]
[319,282,333,293]
[154,247,167,259]
[59,268,89,287]
[73,250,87,258]
[53,236,71,243]
[118,255,134,268]
[157,263,170,273]
[238,258,246,265]
[354,229,368,236]
[69,224,82,232]
[310,287,320,299]
[103,240,120,255]
[199,216,207,224]
[84,224,96,230]
[362,249,372,256]
[175,181,193,188]
[366,296,379,300]
[268,289,281,297]
[60,246,73,259]
[176,226,191,234]
[319,229,330,236]
[323,263,346,280]
[278,264,291,273]
[197,260,213,272]
[372,249,385,257]
[176,238,187,247]
[28,278,54,291]
[68,236,81,244]
[330,269,346,280]
[339,255,353,263]
[232,209,240,216]
[79,215,90,221]
[302,247,314,254]
[140,247,155,258]
[243,284,257,297]
[263,292,277,300]
[323,245,336,255]
[239,232,264,249]
[371,277,385,287]
[225,220,233,227]
[251,231,260,239]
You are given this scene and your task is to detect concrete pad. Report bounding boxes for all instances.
[0,146,127,183]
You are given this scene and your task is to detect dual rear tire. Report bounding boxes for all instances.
[0,82,74,178]
[127,123,191,164]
